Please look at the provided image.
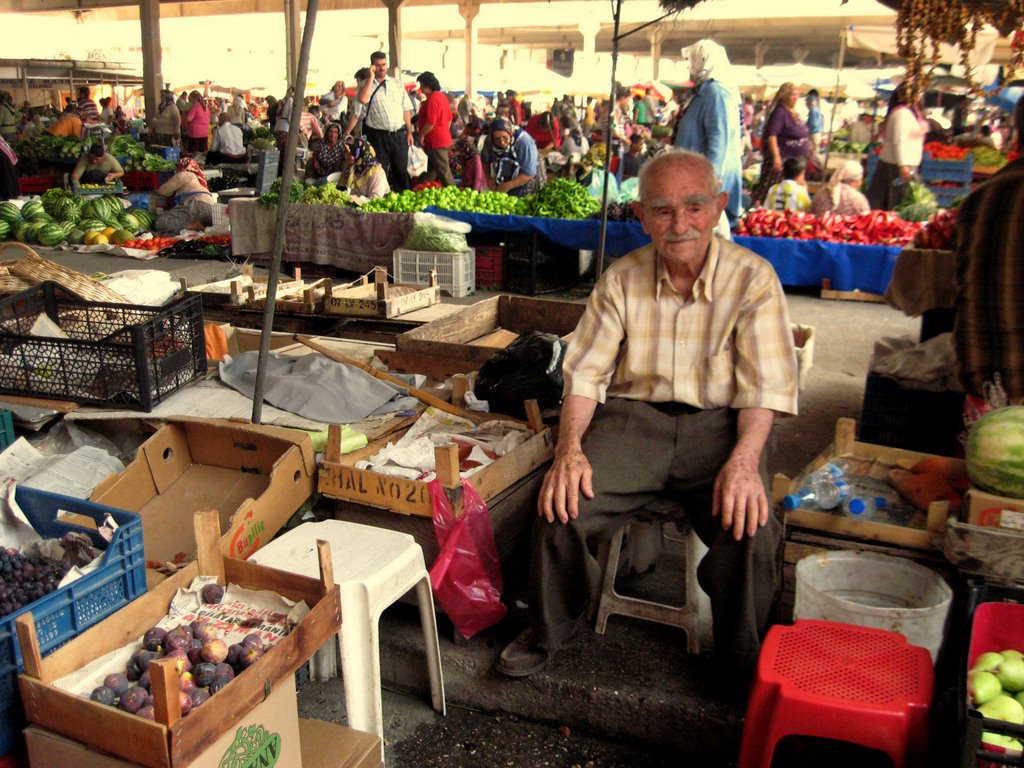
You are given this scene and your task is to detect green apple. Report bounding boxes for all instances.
[1003,649,1024,662]
[998,658,1024,693]
[980,695,1024,724]
[982,731,1012,749]
[1008,739,1024,755]
[971,670,1005,706]
[974,652,1008,673]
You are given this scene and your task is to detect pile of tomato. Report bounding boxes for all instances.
[923,142,973,161]
[119,236,178,251]
[199,234,231,246]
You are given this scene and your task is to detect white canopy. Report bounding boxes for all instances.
[845,24,1001,68]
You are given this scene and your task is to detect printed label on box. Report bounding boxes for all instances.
[1000,509,1024,531]
[220,723,282,767]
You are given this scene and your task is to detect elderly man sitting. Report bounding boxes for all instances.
[480,118,546,197]
[495,149,799,696]
[206,112,246,166]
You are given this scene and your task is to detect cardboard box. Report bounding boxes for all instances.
[319,418,553,518]
[299,719,382,768]
[773,417,965,551]
[91,418,316,564]
[24,677,301,768]
[16,510,341,768]
[393,294,586,367]
[964,486,1024,529]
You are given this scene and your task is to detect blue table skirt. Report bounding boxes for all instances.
[733,237,902,294]
[426,209,899,293]
[425,208,651,255]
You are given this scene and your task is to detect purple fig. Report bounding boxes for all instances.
[164,628,191,653]
[190,687,210,709]
[138,669,152,692]
[214,662,235,681]
[201,584,224,605]
[165,649,191,675]
[104,673,131,697]
[241,633,264,651]
[187,637,204,666]
[191,620,218,644]
[226,643,243,667]
[126,664,140,682]
[136,705,156,720]
[201,638,228,664]
[208,675,232,694]
[142,626,167,652]
[90,686,117,706]
[118,686,148,714]
[178,690,192,717]
[130,648,157,675]
[178,671,196,694]
[193,662,217,688]
[237,646,263,669]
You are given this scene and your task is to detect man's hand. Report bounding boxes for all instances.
[406,130,414,147]
[538,446,594,524]
[712,457,768,540]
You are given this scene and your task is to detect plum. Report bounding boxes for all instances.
[201,584,224,605]
[136,705,156,720]
[191,620,218,644]
[104,673,131,697]
[201,638,228,664]
[118,686,148,714]
[90,685,117,707]
[189,688,211,709]
[142,626,167,652]
[193,662,217,688]
[165,649,191,675]
[237,646,263,670]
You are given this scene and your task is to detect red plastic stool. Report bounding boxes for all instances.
[738,619,934,768]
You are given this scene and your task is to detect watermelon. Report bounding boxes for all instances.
[0,220,10,240]
[36,223,67,247]
[966,406,1024,498]
[119,213,140,232]
[24,221,46,243]
[79,218,108,232]
[67,228,85,245]
[13,221,31,243]
[0,201,22,224]
[20,201,44,220]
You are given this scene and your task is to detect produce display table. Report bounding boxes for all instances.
[733,236,902,294]
[424,207,651,255]
[229,198,416,274]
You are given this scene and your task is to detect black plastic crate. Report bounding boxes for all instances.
[0,282,205,411]
[859,371,965,457]
[503,231,579,296]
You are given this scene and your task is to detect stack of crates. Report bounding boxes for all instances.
[503,231,579,296]
[474,245,504,289]
[919,155,973,208]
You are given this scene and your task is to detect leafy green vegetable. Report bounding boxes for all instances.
[404,224,469,252]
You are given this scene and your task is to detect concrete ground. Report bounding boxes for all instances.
[293,290,924,768]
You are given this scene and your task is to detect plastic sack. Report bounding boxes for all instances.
[618,176,640,203]
[474,331,566,419]
[408,144,428,177]
[587,168,619,206]
[404,211,472,252]
[428,477,507,639]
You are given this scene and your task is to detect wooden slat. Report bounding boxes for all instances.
[373,349,481,379]
[398,295,501,344]
[0,393,80,413]
[150,658,181,729]
[316,540,333,596]
[469,428,553,503]
[505,295,586,335]
[224,557,334,607]
[435,444,461,489]
[193,508,225,585]
[15,614,42,680]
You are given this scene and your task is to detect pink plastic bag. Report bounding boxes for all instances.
[428,478,507,639]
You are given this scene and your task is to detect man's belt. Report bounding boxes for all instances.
[365,125,404,133]
[649,401,703,416]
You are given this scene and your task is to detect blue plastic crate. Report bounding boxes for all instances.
[0,410,12,451]
[157,146,180,162]
[124,192,150,211]
[0,487,146,754]
[921,156,974,183]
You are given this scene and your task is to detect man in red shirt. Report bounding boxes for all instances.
[416,72,454,186]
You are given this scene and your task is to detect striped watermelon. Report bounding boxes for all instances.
[0,220,10,240]
[966,406,1024,499]
[0,201,20,224]
[36,223,67,247]
[20,201,44,220]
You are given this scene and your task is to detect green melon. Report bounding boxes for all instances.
[20,200,44,220]
[67,228,86,245]
[0,220,10,240]
[966,406,1024,499]
[0,201,22,224]
[119,213,140,233]
[36,223,67,247]
[13,221,31,243]
[79,218,108,232]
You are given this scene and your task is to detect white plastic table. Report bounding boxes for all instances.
[249,520,446,749]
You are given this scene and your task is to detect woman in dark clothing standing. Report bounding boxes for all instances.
[0,135,18,200]
[751,82,808,206]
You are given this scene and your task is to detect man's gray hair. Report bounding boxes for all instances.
[637,149,721,201]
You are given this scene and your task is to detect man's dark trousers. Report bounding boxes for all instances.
[363,126,410,191]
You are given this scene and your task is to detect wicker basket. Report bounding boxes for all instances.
[0,243,128,304]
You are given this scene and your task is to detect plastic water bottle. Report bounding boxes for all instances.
[783,477,851,511]
[809,460,849,482]
[842,495,887,521]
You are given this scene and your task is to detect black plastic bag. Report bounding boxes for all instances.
[474,331,565,418]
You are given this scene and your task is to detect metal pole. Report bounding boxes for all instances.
[251,0,319,425]
[595,0,623,280]
[821,28,847,183]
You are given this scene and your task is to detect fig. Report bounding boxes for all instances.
[238,646,263,669]
[241,633,264,651]
[179,671,196,694]
[178,690,192,717]
[190,688,211,709]
[126,664,140,682]
[142,626,167,652]
[164,628,191,653]
[130,648,157,675]
[193,662,217,688]
[187,638,204,666]
[226,643,243,667]
[90,685,116,706]
[201,584,224,604]
[208,675,232,694]
[191,620,218,644]
[165,649,191,675]
[214,662,235,681]
[201,638,229,664]
[104,673,131,697]
[136,705,156,720]
[138,669,152,692]
[118,686,148,714]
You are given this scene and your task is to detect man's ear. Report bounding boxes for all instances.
[632,200,648,233]
[716,190,728,219]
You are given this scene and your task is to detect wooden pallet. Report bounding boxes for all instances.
[325,266,440,319]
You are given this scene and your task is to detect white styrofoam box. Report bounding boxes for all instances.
[393,248,474,298]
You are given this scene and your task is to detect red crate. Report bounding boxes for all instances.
[475,245,504,289]
[122,170,159,191]
[17,175,58,195]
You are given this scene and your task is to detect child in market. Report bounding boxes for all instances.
[764,156,811,212]
[619,134,646,180]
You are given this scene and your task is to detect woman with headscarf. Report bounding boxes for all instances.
[306,123,348,186]
[112,106,130,136]
[343,137,390,199]
[750,82,809,206]
[866,83,928,211]
[450,119,486,191]
[480,117,544,197]
[673,39,744,228]
[812,160,870,217]
[152,157,217,232]
[182,91,211,154]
